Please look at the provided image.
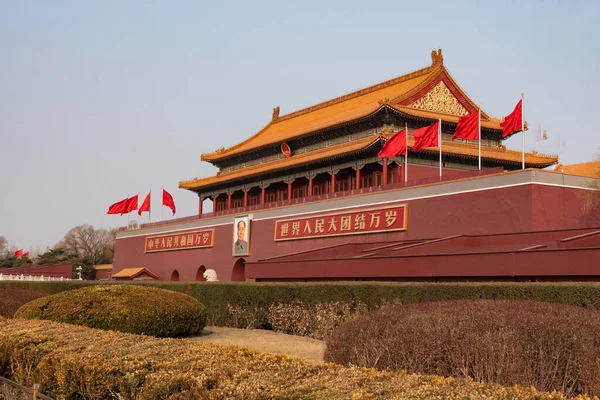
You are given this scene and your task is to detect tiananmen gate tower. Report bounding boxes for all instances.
[113,49,600,282]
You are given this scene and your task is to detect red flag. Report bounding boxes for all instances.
[13,249,22,258]
[412,121,440,152]
[500,99,523,138]
[162,189,176,216]
[123,195,138,215]
[452,110,479,141]
[107,198,129,215]
[22,252,29,258]
[138,192,151,216]
[378,129,407,158]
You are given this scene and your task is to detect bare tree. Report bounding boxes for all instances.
[57,225,114,266]
[0,236,7,259]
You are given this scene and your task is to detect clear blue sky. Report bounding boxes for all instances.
[1,0,599,253]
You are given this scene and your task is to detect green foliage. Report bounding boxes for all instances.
[0,318,588,400]
[325,300,600,397]
[15,285,206,338]
[0,256,33,269]
[35,247,73,266]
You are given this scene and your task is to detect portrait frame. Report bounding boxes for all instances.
[232,215,251,257]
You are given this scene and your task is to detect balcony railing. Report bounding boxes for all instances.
[121,167,503,231]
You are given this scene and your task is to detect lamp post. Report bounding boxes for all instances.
[76,266,83,280]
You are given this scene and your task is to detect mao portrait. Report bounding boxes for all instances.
[232,216,250,256]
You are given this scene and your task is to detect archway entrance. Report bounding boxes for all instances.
[170,270,180,281]
[231,258,245,282]
[196,265,207,281]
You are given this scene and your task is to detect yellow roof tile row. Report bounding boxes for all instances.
[201,50,511,163]
[181,135,558,191]
[554,161,600,178]
[181,136,380,189]
[202,68,433,162]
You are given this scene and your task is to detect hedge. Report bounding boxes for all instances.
[3,281,600,327]
[0,318,592,399]
[325,300,600,398]
[14,285,206,337]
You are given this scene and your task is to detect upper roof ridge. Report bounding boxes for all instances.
[275,65,435,123]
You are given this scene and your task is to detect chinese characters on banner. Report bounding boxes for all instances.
[144,229,215,253]
[274,204,407,241]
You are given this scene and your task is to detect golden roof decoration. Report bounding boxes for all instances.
[407,80,469,116]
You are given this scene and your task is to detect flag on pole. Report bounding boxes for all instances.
[123,195,139,215]
[13,249,22,258]
[106,197,129,215]
[500,99,523,138]
[162,189,176,216]
[22,252,29,258]
[404,123,408,183]
[138,191,151,216]
[411,120,440,152]
[378,128,407,158]
[452,110,479,141]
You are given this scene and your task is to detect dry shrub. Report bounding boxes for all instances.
[267,300,368,340]
[0,289,47,318]
[0,318,591,400]
[14,285,205,337]
[325,300,600,397]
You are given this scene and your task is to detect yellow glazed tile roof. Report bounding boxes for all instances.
[181,134,557,190]
[92,264,113,271]
[202,50,508,163]
[554,161,600,178]
[202,68,432,162]
[111,267,158,279]
[181,136,381,189]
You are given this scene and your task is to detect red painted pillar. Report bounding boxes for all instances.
[243,191,248,207]
[355,168,361,190]
[227,193,232,209]
[397,165,403,183]
[331,172,336,194]
[213,196,217,213]
[287,181,293,200]
[261,187,266,204]
[308,176,313,197]
[198,196,203,216]
[383,159,388,185]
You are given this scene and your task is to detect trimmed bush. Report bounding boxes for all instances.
[5,281,600,336]
[325,300,600,397]
[15,285,205,337]
[0,289,47,317]
[0,318,591,400]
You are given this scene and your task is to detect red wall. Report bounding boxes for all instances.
[114,183,598,282]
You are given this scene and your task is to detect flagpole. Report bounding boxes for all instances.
[126,193,130,229]
[439,118,442,178]
[149,189,152,224]
[161,186,164,222]
[521,92,525,170]
[478,108,481,171]
[404,122,408,183]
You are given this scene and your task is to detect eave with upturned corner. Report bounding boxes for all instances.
[181,49,558,216]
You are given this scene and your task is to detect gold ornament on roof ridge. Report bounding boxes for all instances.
[407,81,468,116]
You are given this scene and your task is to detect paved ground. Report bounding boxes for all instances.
[189,326,326,365]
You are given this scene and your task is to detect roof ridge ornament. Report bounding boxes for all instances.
[431,48,443,66]
[378,97,392,106]
[272,106,280,122]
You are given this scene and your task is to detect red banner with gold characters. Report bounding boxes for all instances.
[144,229,215,253]
[274,204,407,241]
